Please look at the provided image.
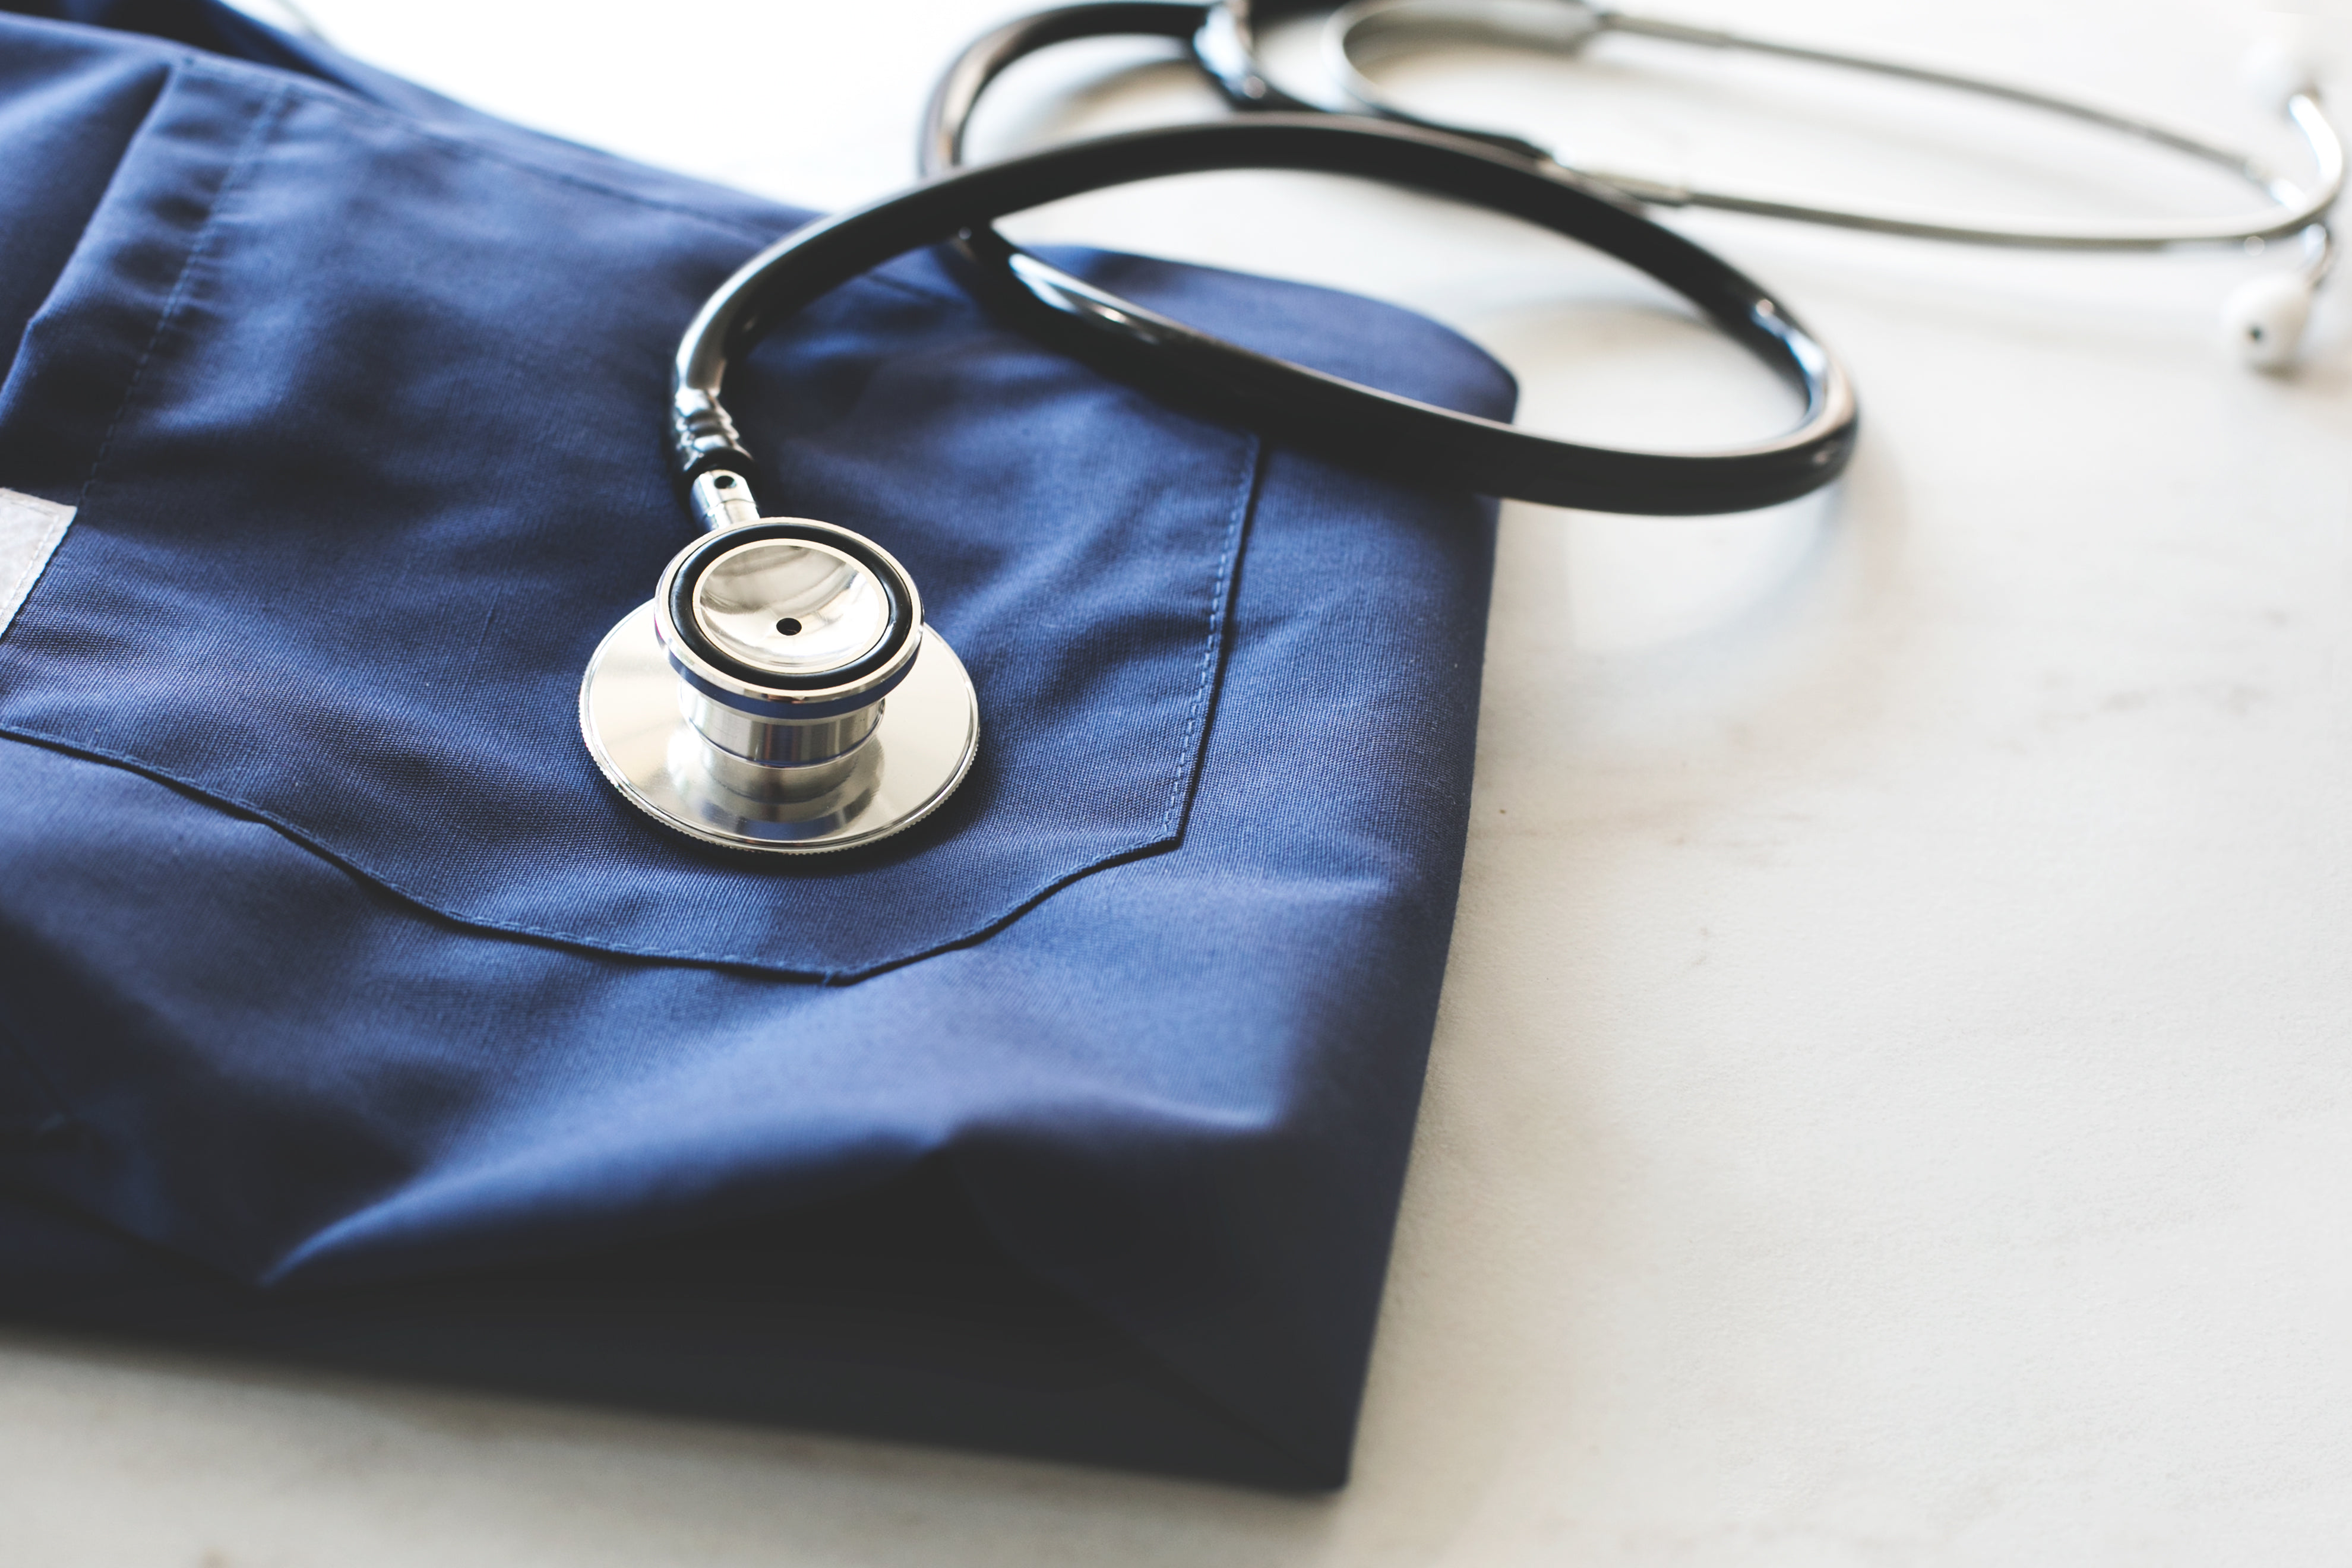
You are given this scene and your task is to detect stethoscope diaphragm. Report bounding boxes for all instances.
[580,486,979,855]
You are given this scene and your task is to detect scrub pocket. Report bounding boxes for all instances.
[0,53,1269,978]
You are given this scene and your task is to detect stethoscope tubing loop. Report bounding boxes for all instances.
[911,0,2343,487]
[683,113,1856,514]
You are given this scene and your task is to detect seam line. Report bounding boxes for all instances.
[1160,434,1259,840]
[77,74,292,508]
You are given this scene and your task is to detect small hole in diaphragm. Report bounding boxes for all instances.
[776,618,802,636]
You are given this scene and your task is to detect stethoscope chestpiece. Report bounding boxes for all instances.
[580,479,979,854]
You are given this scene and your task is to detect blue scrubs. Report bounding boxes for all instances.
[0,1,1515,1487]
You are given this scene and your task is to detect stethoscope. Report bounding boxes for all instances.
[578,115,1855,853]
[580,2,2341,855]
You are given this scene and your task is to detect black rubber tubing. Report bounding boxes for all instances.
[676,113,1858,515]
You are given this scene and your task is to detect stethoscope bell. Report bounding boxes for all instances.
[580,480,979,854]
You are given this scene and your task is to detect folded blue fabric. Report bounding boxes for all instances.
[0,1,1515,1486]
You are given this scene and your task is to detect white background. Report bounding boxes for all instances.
[5,1,2350,1562]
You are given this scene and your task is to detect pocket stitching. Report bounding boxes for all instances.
[77,71,291,510]
[1161,436,1259,841]
[4,61,1260,982]
[0,432,1262,981]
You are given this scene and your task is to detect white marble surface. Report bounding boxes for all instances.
[7,1,2350,1561]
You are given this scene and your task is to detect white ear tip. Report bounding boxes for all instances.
[2242,34,2322,108]
[2221,273,2313,370]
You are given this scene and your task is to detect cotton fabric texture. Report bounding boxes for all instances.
[0,0,1515,1487]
